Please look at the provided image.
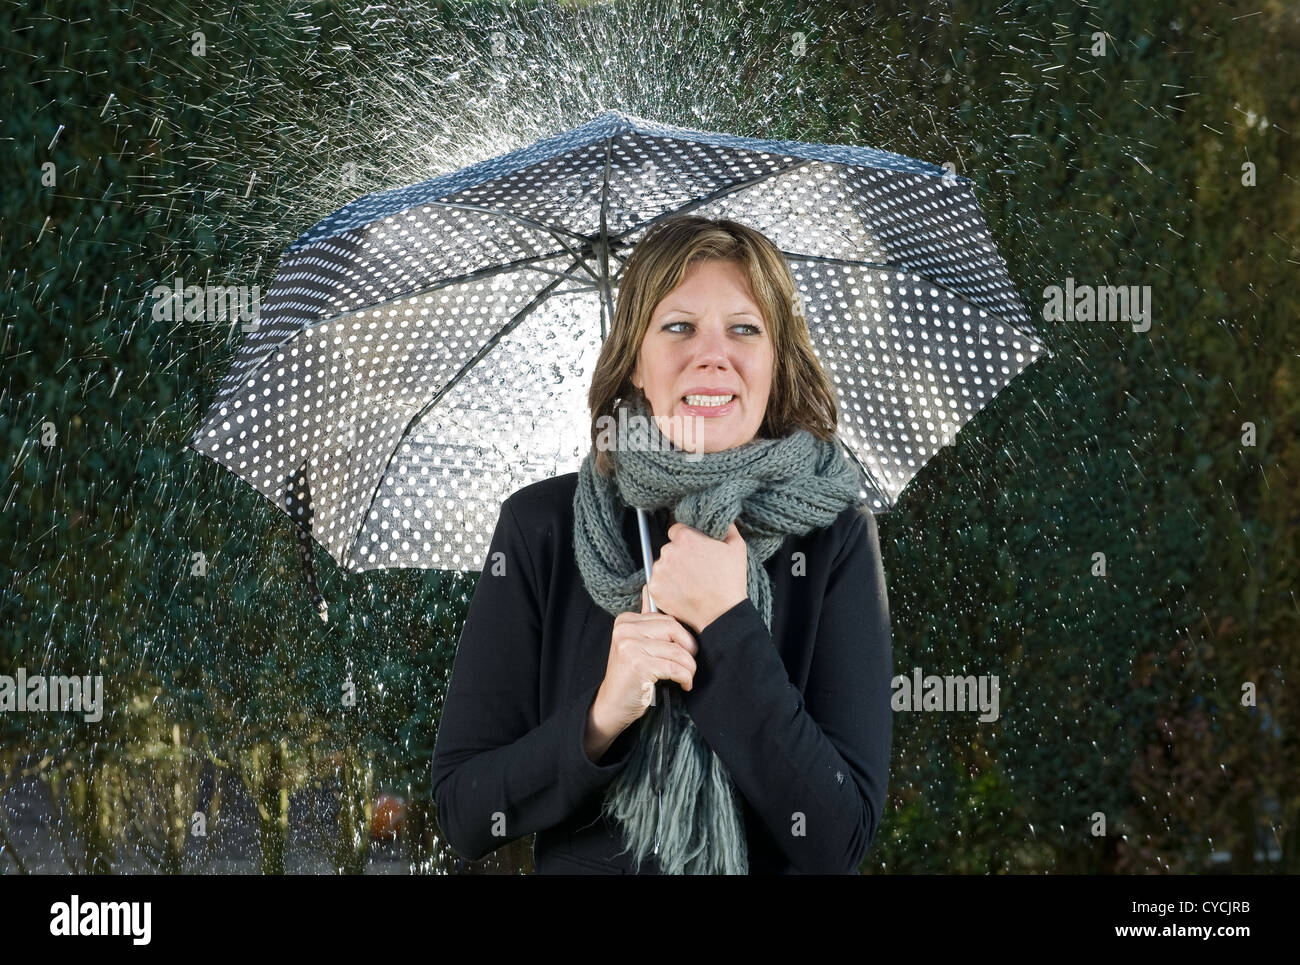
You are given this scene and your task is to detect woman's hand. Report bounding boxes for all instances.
[587,586,698,759]
[645,521,749,634]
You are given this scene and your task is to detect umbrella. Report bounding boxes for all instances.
[188,109,1048,857]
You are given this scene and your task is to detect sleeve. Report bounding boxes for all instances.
[429,496,639,863]
[682,506,893,874]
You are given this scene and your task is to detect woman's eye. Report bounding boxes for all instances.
[663,322,761,334]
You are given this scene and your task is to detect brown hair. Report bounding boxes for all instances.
[588,215,841,476]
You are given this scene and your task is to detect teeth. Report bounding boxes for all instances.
[684,394,734,407]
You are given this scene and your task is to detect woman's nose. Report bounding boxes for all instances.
[691,324,731,369]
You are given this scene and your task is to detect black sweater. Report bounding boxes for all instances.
[429,471,893,874]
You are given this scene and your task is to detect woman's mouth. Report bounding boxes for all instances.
[680,394,737,416]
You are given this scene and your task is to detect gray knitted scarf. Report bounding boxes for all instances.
[572,388,863,874]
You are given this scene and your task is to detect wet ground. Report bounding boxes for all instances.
[0,771,443,875]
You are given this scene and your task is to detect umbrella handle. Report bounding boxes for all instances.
[635,508,661,706]
[637,506,669,859]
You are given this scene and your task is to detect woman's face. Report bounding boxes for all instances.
[630,258,774,455]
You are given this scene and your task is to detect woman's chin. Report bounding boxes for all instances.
[677,428,743,455]
[653,412,751,454]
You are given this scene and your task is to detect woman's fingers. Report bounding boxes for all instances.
[635,642,695,692]
[627,613,697,654]
[605,607,699,725]
[636,639,696,681]
[655,657,693,692]
[612,634,696,689]
[612,614,697,659]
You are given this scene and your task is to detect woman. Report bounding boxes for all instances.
[430,215,893,874]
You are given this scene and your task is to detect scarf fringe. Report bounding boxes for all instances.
[600,688,749,875]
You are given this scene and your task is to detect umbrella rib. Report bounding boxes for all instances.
[342,256,584,567]
[416,199,604,286]
[295,249,586,338]
[207,251,595,415]
[598,139,615,338]
[837,436,893,511]
[417,198,593,244]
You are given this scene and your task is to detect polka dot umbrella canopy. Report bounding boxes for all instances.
[187,110,1049,621]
